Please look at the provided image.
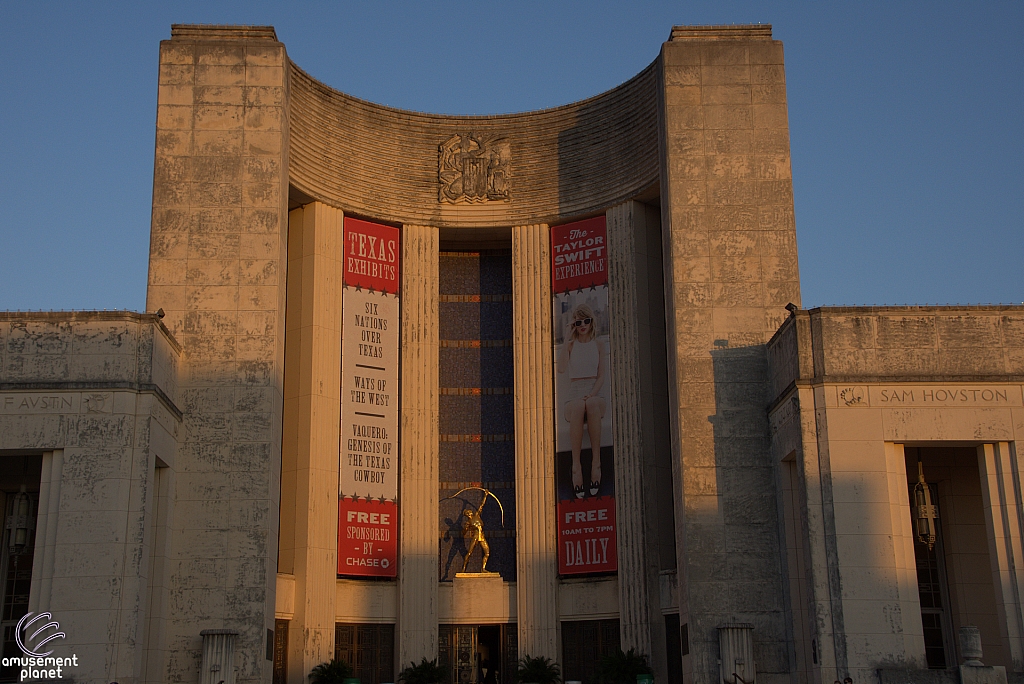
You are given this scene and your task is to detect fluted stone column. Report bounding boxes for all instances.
[978,442,1024,669]
[398,225,440,666]
[606,202,668,682]
[512,224,559,660]
[280,202,343,681]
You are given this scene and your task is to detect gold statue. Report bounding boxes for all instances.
[442,486,505,574]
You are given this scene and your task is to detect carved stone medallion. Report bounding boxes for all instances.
[438,133,512,204]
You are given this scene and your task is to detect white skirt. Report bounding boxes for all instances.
[564,377,595,421]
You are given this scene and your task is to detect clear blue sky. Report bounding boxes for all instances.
[1,1,1021,311]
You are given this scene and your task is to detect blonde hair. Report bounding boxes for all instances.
[570,304,597,343]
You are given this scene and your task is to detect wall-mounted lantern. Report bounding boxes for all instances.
[6,485,36,557]
[913,461,938,550]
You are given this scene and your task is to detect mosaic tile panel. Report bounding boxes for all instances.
[438,251,516,581]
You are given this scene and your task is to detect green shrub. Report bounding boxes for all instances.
[516,655,561,684]
[597,649,652,684]
[398,657,447,684]
[309,659,354,684]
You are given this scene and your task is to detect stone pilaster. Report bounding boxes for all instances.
[280,203,343,681]
[398,224,440,666]
[978,442,1024,670]
[145,25,289,684]
[606,201,668,682]
[658,25,799,684]
[512,224,559,660]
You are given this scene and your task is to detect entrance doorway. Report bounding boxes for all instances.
[438,624,517,684]
[0,454,42,684]
[905,445,1006,668]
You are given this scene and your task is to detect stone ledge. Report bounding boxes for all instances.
[670,25,773,41]
[0,381,183,420]
[768,377,1024,413]
[0,310,181,354]
[171,24,278,41]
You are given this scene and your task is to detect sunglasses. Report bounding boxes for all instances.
[572,318,593,327]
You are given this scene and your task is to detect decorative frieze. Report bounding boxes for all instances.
[438,133,512,204]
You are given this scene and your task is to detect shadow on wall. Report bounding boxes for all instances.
[555,63,659,218]
[704,344,789,684]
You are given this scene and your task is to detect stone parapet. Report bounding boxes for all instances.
[768,305,1024,401]
[0,311,180,413]
[288,62,659,228]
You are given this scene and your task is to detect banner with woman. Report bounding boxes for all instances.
[551,216,618,574]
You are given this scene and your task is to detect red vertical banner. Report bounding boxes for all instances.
[339,217,400,577]
[550,216,607,293]
[551,216,618,575]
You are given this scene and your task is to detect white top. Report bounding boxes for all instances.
[569,339,599,378]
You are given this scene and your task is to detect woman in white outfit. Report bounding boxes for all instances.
[557,304,607,498]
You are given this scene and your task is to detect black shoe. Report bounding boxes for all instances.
[574,484,585,499]
[589,481,600,496]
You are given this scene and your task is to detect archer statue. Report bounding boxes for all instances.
[441,486,505,574]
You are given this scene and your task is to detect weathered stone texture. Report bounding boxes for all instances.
[287,61,659,228]
[770,307,1024,383]
[658,25,797,684]
[607,201,672,682]
[278,203,342,681]
[512,223,558,659]
[398,224,440,665]
[767,306,1024,684]
[145,24,289,684]
[0,312,180,684]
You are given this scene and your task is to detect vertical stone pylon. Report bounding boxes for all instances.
[512,224,559,660]
[280,203,343,682]
[398,224,441,667]
[145,24,289,684]
[658,25,800,684]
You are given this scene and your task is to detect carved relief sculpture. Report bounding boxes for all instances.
[438,133,512,203]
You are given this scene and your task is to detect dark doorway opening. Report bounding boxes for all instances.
[439,624,517,684]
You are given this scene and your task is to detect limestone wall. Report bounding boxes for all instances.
[288,60,660,228]
[145,24,290,684]
[658,25,799,684]
[802,306,1024,380]
[767,305,1024,684]
[0,311,181,684]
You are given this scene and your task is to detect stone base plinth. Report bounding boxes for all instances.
[448,573,510,623]
[961,666,1008,684]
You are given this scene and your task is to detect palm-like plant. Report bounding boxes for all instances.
[597,648,652,684]
[398,657,447,684]
[516,655,561,684]
[309,659,354,684]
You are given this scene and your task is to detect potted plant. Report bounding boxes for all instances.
[398,657,447,684]
[516,655,561,684]
[309,659,354,684]
[597,649,652,684]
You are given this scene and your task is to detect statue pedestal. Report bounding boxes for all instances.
[451,572,507,622]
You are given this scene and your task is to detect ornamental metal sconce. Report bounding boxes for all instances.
[913,461,939,550]
[6,485,36,556]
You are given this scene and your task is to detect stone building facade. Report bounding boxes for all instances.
[0,22,1022,684]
